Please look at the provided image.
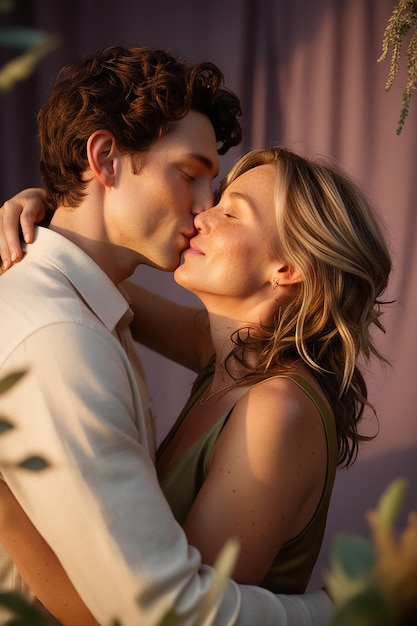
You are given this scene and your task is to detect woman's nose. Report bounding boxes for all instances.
[193,208,212,232]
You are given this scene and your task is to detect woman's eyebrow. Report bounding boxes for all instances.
[226,190,256,212]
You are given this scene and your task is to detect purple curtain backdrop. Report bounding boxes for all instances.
[1,0,416,589]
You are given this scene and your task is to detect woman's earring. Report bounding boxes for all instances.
[272,278,280,294]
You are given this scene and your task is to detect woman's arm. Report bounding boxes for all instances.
[0,480,98,626]
[182,377,328,585]
[0,188,46,269]
[124,280,213,373]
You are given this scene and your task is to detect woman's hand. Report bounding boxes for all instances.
[0,188,47,270]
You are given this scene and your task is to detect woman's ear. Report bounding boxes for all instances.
[86,130,118,187]
[275,263,303,286]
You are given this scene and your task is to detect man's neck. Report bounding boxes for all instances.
[49,213,138,285]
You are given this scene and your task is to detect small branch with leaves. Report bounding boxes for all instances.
[326,478,417,626]
[0,370,51,625]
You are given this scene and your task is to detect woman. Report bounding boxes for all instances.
[0,146,391,622]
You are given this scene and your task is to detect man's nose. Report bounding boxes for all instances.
[191,187,214,216]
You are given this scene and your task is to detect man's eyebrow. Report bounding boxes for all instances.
[188,153,218,178]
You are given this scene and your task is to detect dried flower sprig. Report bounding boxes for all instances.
[378,0,417,134]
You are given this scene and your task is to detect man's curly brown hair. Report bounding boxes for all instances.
[37,46,242,209]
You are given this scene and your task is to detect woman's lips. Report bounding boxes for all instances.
[186,240,205,255]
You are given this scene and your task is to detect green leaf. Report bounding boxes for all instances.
[0,591,47,625]
[375,478,407,529]
[330,586,390,626]
[0,371,26,395]
[331,533,376,579]
[325,559,369,608]
[154,538,240,626]
[0,33,60,93]
[18,456,49,471]
[0,27,51,48]
[156,609,182,626]
[0,417,14,434]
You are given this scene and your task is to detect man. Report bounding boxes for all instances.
[0,46,333,624]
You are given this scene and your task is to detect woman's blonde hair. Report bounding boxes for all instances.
[217,147,392,466]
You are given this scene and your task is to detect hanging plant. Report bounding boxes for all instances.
[378,0,417,134]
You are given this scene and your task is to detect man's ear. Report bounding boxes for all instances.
[86,130,118,187]
[275,263,303,286]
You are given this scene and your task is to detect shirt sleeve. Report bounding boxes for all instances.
[0,322,334,626]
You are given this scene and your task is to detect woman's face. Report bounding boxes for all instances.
[174,163,280,307]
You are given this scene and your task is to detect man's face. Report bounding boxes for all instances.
[108,110,219,272]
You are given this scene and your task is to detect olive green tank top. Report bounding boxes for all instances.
[157,361,337,594]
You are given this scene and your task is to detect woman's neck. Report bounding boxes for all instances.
[204,293,275,360]
[205,310,260,385]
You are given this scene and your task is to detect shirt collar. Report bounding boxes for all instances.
[24,226,132,332]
